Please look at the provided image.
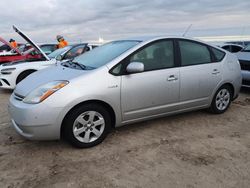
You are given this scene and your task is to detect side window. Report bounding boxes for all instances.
[41,45,54,54]
[222,45,230,52]
[231,46,242,53]
[179,40,211,66]
[64,45,86,59]
[211,47,225,62]
[128,40,174,71]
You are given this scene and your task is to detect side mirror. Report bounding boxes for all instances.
[56,54,63,61]
[126,62,144,74]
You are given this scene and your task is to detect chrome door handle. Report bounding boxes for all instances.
[212,69,220,75]
[167,75,178,81]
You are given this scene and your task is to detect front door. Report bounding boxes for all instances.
[120,40,180,121]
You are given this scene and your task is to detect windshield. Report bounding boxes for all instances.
[48,46,71,59]
[73,40,140,69]
[243,45,250,51]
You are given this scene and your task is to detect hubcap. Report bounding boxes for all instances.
[215,89,230,111]
[73,111,105,143]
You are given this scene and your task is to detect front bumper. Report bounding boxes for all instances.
[0,78,14,89]
[8,94,63,140]
[0,72,15,89]
[242,70,250,87]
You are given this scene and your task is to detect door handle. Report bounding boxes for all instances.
[167,75,178,81]
[212,69,220,75]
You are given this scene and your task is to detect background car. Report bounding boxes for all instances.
[0,26,95,89]
[225,41,250,47]
[0,41,23,53]
[0,44,11,52]
[39,44,57,55]
[9,36,241,148]
[221,43,243,53]
[18,43,57,55]
[236,44,250,87]
[0,37,42,64]
[0,43,94,89]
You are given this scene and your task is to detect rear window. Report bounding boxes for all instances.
[211,47,225,62]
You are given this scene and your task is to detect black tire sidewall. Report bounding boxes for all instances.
[210,85,232,114]
[63,104,111,148]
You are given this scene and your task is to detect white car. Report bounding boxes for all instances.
[0,26,95,89]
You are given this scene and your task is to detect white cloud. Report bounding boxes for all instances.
[0,0,250,43]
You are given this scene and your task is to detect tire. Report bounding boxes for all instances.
[16,70,36,84]
[209,85,232,114]
[62,104,111,148]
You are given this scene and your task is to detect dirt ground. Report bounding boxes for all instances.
[0,89,250,188]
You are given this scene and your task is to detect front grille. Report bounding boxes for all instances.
[14,93,25,101]
[239,60,250,71]
[242,80,250,86]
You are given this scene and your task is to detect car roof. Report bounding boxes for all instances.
[221,43,243,47]
[117,35,206,43]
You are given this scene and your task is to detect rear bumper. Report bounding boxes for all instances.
[0,75,15,89]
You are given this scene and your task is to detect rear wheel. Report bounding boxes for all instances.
[62,104,111,148]
[209,85,232,114]
[16,70,36,84]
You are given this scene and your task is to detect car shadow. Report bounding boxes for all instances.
[0,88,13,94]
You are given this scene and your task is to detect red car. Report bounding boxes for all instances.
[0,37,42,64]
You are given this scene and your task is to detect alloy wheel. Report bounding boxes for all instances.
[215,88,230,111]
[73,111,105,143]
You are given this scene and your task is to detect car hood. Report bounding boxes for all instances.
[0,36,21,55]
[236,51,250,61]
[15,65,87,97]
[13,25,50,61]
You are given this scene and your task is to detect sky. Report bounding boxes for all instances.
[0,0,250,43]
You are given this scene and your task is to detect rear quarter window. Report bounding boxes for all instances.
[211,47,225,62]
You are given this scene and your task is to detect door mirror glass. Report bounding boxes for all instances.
[126,62,144,73]
[56,54,63,61]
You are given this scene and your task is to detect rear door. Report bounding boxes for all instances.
[178,39,222,109]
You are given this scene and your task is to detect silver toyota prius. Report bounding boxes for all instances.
[8,36,242,148]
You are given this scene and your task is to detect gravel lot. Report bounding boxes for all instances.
[0,88,250,188]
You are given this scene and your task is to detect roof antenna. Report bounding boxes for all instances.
[240,27,246,46]
[182,24,193,37]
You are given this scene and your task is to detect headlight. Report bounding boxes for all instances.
[23,80,69,104]
[1,68,16,75]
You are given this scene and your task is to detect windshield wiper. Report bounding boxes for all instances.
[71,61,86,70]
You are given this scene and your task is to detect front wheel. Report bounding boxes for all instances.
[209,85,232,114]
[62,104,111,148]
